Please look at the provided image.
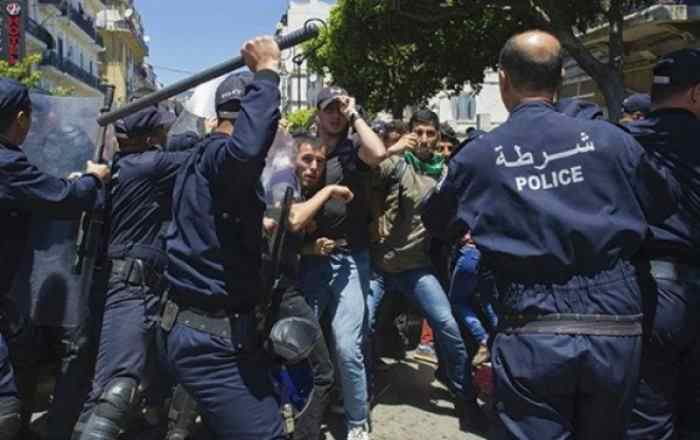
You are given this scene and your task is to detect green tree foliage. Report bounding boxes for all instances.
[285,107,316,133]
[0,53,42,88]
[308,0,656,121]
[49,86,76,96]
[306,0,524,118]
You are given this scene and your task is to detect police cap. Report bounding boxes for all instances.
[115,106,173,139]
[0,78,31,119]
[621,94,651,116]
[653,48,700,87]
[215,71,254,120]
[556,98,605,120]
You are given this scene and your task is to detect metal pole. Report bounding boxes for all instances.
[97,22,321,126]
[297,59,302,110]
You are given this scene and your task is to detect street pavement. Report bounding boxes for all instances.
[322,354,487,440]
[30,353,487,440]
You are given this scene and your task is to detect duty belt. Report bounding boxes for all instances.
[650,259,700,284]
[110,258,162,288]
[499,313,643,336]
[160,298,257,351]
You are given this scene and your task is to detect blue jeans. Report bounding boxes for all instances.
[367,266,473,401]
[450,245,498,344]
[301,250,370,428]
[0,331,18,419]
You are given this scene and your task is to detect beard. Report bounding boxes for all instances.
[415,142,434,160]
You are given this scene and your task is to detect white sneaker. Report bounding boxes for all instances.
[347,425,370,440]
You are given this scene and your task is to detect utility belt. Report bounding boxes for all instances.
[110,258,163,289]
[160,294,258,352]
[649,259,700,284]
[499,313,643,336]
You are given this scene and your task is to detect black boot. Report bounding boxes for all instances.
[455,398,489,434]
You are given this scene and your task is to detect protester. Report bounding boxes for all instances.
[366,109,482,433]
[263,134,346,440]
[438,123,458,157]
[300,85,385,440]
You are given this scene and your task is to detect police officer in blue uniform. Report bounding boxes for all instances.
[0,78,110,440]
[74,106,192,440]
[422,31,678,439]
[624,49,700,440]
[160,37,286,439]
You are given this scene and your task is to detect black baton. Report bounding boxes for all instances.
[97,22,321,126]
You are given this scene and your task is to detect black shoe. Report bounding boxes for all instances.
[455,399,489,434]
[434,368,448,389]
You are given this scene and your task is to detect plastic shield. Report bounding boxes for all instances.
[11,93,105,327]
[166,75,228,149]
[262,128,299,208]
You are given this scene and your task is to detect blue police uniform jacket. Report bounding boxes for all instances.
[423,101,678,315]
[165,71,280,312]
[0,141,100,297]
[109,147,192,269]
[626,108,700,261]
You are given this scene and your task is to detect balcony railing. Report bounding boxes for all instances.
[96,9,148,54]
[41,51,105,93]
[27,17,55,49]
[38,0,99,43]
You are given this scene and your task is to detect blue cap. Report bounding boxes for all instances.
[622,94,651,115]
[556,98,605,120]
[215,71,254,119]
[0,78,30,119]
[115,106,173,139]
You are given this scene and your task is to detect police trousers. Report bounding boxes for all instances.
[159,308,285,440]
[626,260,700,440]
[491,262,643,439]
[78,269,162,421]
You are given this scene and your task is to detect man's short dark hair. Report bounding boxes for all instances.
[409,109,440,131]
[650,83,695,106]
[499,30,563,94]
[292,133,324,156]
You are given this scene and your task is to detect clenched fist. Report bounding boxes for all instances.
[241,36,280,73]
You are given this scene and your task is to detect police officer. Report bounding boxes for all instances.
[555,97,605,121]
[0,78,110,440]
[160,37,286,439]
[422,30,678,439]
[621,93,652,124]
[624,49,700,440]
[74,106,192,440]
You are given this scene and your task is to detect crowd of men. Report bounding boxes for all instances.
[0,26,698,440]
